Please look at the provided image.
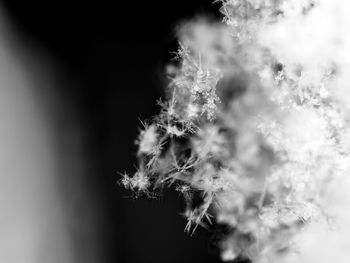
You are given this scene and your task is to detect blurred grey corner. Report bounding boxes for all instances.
[0,5,101,263]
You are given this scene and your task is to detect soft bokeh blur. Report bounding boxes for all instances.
[0,1,223,263]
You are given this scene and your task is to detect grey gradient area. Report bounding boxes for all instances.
[0,6,100,263]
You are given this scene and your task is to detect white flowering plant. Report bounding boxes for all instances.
[122,1,350,262]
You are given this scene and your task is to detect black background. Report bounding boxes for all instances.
[1,1,224,262]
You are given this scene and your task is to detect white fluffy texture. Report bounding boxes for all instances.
[129,1,350,262]
[245,0,350,261]
[138,125,158,155]
[259,0,350,106]
[177,20,234,70]
[279,175,350,263]
[192,1,350,261]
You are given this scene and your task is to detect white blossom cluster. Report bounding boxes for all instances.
[122,1,350,262]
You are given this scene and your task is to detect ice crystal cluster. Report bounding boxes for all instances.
[123,1,350,262]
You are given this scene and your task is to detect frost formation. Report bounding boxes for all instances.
[123,1,350,262]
